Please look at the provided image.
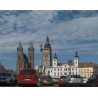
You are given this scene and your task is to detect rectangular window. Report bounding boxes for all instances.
[58,73,59,76]
[54,63,56,65]
[54,69,56,71]
[54,72,56,76]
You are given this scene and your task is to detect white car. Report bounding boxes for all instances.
[82,77,88,83]
[64,75,83,83]
[52,78,59,84]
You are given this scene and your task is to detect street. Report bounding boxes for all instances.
[0,83,98,87]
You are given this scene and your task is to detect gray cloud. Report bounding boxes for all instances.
[0,10,98,55]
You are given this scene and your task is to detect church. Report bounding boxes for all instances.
[16,42,34,74]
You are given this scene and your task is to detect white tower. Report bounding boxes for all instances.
[53,53,58,67]
[74,51,79,67]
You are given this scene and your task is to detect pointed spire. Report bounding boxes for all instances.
[19,42,22,48]
[40,44,42,48]
[30,42,34,49]
[40,44,43,52]
[54,53,57,59]
[46,36,49,45]
[75,51,79,58]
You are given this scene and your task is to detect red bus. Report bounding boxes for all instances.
[18,68,38,86]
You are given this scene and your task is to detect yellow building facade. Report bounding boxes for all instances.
[79,62,98,78]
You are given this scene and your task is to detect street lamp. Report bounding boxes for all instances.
[68,59,72,76]
[43,66,46,76]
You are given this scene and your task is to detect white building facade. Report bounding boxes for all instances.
[44,51,79,78]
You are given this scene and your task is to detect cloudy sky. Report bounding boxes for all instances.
[0,10,98,70]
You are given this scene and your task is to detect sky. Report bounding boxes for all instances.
[0,10,98,71]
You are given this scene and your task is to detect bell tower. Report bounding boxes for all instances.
[28,42,34,68]
[53,53,58,67]
[16,42,23,74]
[74,51,79,67]
[42,36,52,67]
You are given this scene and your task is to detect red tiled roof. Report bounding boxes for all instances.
[58,63,64,66]
[79,62,98,68]
[58,62,74,66]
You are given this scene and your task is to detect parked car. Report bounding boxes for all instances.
[0,72,15,86]
[39,76,54,86]
[82,77,88,83]
[18,68,38,86]
[58,76,67,86]
[62,75,83,84]
[13,74,18,85]
[87,74,98,84]
[52,78,59,84]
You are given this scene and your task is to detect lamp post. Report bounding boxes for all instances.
[68,59,72,76]
[43,66,46,76]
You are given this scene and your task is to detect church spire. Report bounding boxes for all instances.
[29,42,34,49]
[46,36,49,45]
[54,53,57,59]
[19,42,22,48]
[75,51,79,58]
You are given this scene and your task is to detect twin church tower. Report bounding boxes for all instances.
[16,37,52,74]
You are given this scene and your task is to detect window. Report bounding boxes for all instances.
[61,73,62,76]
[54,69,56,71]
[87,69,89,71]
[65,73,66,75]
[64,68,67,71]
[54,63,56,65]
[58,73,59,76]
[60,68,62,71]
[72,72,74,75]
[20,69,35,75]
[58,69,59,71]
[84,69,86,72]
[54,72,56,76]
[68,68,70,71]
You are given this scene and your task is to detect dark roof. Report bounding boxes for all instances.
[44,36,51,48]
[75,51,79,58]
[58,63,66,66]
[54,53,57,59]
[23,53,28,61]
